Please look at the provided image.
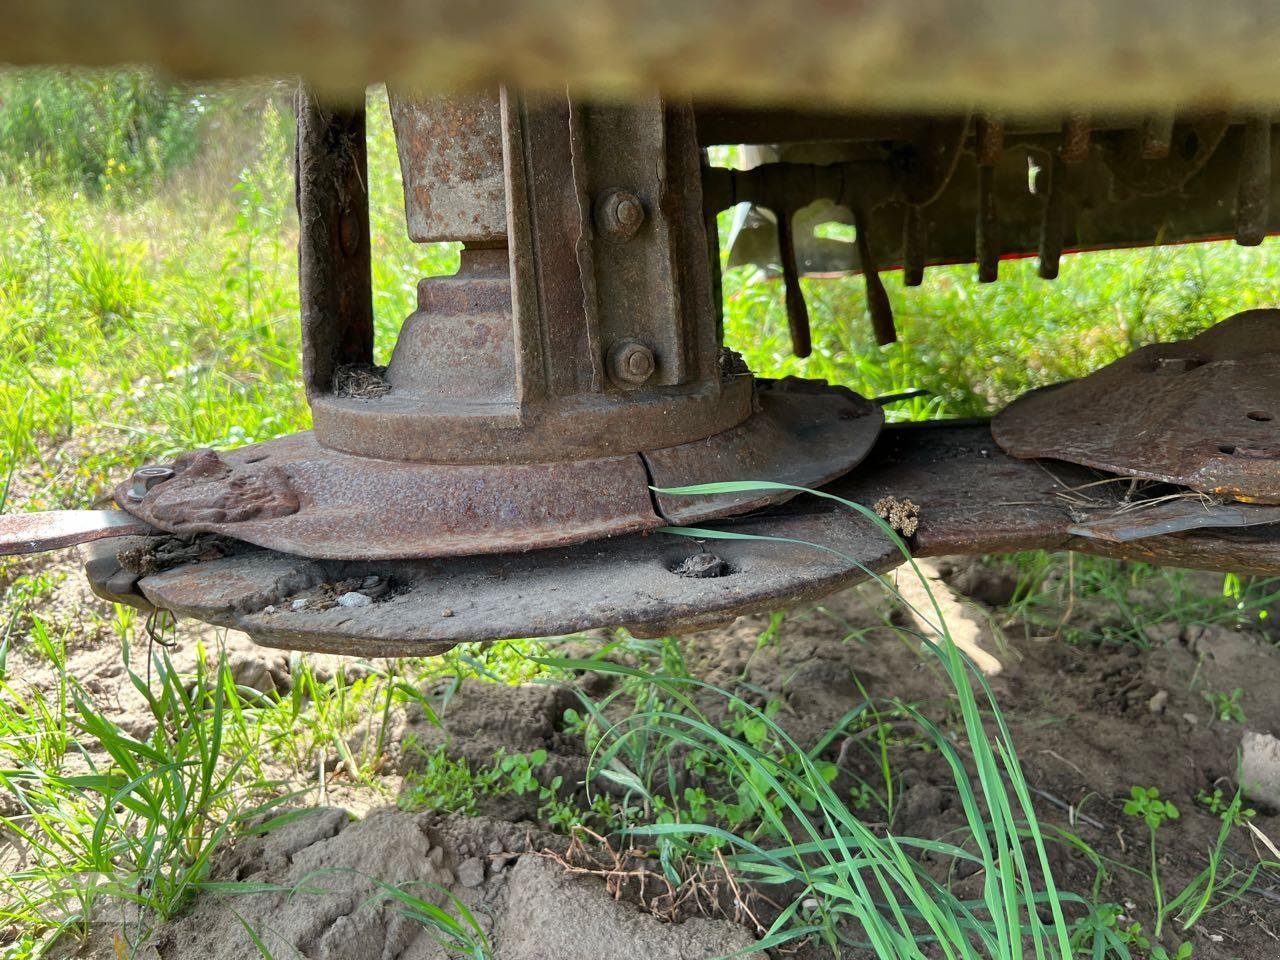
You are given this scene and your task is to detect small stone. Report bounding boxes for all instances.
[336,591,372,608]
[456,856,485,888]
[362,576,381,589]
[229,654,278,695]
[487,839,504,855]
[673,553,726,578]
[427,846,445,867]
[1181,712,1199,725]
[290,598,309,612]
[1242,730,1280,808]
[263,605,277,615]
[1147,690,1169,715]
[442,608,455,618]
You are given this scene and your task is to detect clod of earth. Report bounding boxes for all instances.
[874,495,920,537]
[1242,730,1280,808]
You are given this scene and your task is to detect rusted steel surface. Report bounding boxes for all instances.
[383,245,518,408]
[711,116,1280,286]
[14,1,1280,113]
[993,310,1280,503]
[1067,498,1280,543]
[297,91,373,399]
[0,511,154,557]
[388,91,507,243]
[774,208,812,357]
[648,379,883,522]
[1235,115,1272,246]
[102,421,1280,656]
[309,93,751,466]
[127,508,901,657]
[115,381,880,560]
[115,432,659,560]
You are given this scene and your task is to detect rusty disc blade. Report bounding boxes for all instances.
[88,422,1280,657]
[113,379,882,561]
[993,310,1280,503]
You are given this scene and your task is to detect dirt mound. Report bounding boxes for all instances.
[152,808,763,960]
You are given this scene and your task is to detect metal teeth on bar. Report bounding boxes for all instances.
[902,205,926,287]
[976,165,1000,283]
[1060,114,1092,165]
[975,116,1003,284]
[852,204,896,345]
[1038,153,1067,280]
[975,115,1005,168]
[1236,115,1271,247]
[775,207,813,358]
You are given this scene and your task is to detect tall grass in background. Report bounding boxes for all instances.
[0,71,451,512]
[0,70,203,197]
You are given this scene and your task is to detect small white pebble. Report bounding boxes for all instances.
[262,605,277,615]
[290,598,309,612]
[336,591,372,608]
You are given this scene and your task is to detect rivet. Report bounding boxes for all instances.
[606,339,656,386]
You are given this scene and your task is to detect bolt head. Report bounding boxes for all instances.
[127,465,175,501]
[607,339,656,386]
[614,195,643,228]
[595,189,646,241]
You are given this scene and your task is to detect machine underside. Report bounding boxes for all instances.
[6,93,1280,655]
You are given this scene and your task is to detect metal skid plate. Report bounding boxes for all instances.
[85,422,1280,657]
[111,380,883,561]
[993,310,1280,502]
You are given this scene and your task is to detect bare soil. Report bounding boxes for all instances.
[7,553,1280,959]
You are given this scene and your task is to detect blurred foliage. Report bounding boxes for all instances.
[0,68,213,196]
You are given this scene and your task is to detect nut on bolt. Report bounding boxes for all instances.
[607,339,656,386]
[594,188,646,241]
[127,465,175,501]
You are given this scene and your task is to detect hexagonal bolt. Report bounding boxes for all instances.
[594,188,646,241]
[127,465,175,501]
[606,339,656,386]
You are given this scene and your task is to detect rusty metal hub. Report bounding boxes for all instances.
[99,92,883,559]
[993,310,1280,502]
[111,379,880,560]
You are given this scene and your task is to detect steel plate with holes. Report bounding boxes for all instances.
[112,379,883,561]
[993,310,1280,503]
[84,421,1280,657]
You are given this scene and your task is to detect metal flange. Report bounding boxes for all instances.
[111,379,883,560]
